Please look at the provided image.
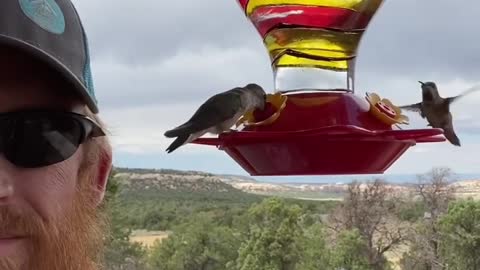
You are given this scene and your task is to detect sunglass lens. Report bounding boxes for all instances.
[4,116,84,168]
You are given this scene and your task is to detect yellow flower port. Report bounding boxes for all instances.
[365,92,410,126]
[236,92,288,127]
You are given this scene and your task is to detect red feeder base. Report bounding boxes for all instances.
[191,92,445,176]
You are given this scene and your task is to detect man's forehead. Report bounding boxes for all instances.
[0,46,85,113]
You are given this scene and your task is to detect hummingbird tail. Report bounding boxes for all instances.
[166,134,190,153]
[444,128,461,146]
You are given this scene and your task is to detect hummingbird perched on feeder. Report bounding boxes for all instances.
[400,81,480,146]
[164,83,267,153]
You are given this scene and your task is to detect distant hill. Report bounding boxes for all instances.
[113,168,269,204]
[115,167,214,177]
[217,174,258,183]
[113,167,480,201]
[255,173,480,185]
[115,172,239,193]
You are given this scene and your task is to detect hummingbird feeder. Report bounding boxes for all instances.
[192,0,446,176]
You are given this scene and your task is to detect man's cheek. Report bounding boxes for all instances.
[17,164,79,224]
[49,165,78,192]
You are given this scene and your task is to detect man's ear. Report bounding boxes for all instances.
[92,144,113,206]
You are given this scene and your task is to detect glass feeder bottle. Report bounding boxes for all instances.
[236,0,384,93]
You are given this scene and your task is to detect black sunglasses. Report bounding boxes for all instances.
[0,110,105,168]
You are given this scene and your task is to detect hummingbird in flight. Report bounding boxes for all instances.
[400,81,480,146]
[164,83,267,153]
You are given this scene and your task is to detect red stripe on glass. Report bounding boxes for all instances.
[250,5,371,37]
[237,0,249,10]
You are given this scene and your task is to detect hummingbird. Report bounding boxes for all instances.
[164,83,267,153]
[400,81,480,146]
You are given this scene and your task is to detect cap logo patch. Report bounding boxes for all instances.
[19,0,65,34]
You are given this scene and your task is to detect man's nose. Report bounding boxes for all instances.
[0,157,15,203]
[0,180,13,202]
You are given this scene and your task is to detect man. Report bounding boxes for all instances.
[0,1,112,269]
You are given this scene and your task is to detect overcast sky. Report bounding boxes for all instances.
[72,0,480,178]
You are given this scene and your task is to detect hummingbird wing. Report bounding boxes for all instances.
[164,88,244,138]
[399,103,426,118]
[445,85,480,105]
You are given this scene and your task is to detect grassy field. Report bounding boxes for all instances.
[130,230,172,248]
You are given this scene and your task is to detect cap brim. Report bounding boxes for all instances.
[0,35,99,113]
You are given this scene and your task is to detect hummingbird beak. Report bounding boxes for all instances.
[418,81,425,85]
[262,94,267,110]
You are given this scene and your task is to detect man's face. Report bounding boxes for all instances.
[0,48,109,269]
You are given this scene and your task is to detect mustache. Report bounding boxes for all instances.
[0,206,48,238]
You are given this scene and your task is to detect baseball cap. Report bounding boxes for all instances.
[0,0,99,113]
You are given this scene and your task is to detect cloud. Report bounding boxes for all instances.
[68,0,480,174]
[91,44,273,109]
[356,0,480,80]
[72,0,261,65]
[74,0,480,80]
[73,0,480,107]
[389,140,480,174]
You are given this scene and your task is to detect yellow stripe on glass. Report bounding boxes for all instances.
[246,0,383,16]
[274,53,349,70]
[265,28,361,71]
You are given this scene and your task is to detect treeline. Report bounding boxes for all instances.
[113,178,337,232]
[103,168,480,270]
[115,167,215,176]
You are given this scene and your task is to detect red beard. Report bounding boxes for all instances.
[0,185,107,270]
